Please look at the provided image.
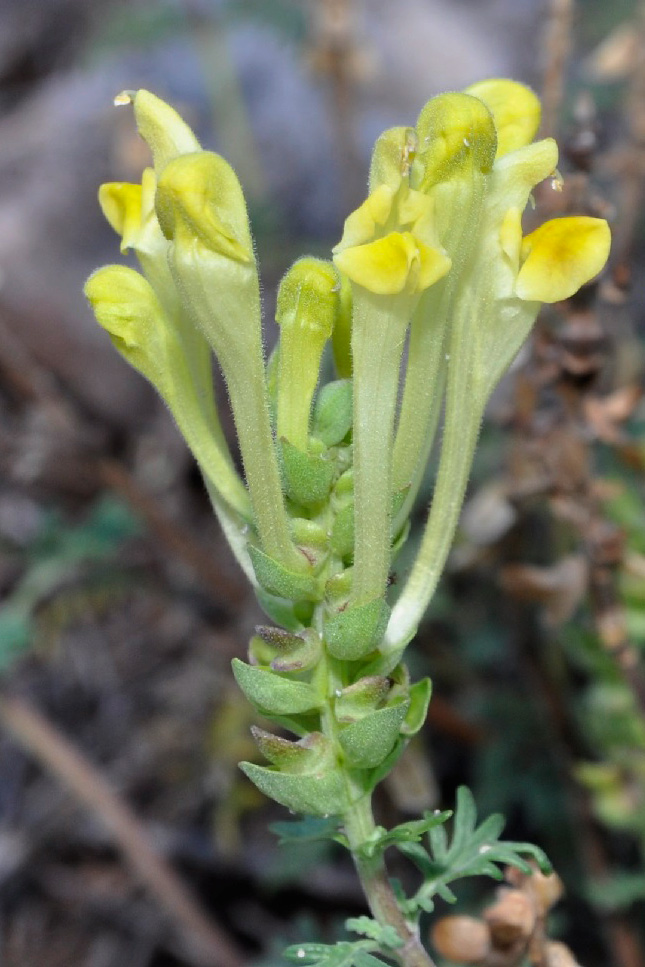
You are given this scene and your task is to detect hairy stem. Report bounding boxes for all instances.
[343,797,437,967]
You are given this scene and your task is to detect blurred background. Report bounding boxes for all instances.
[0,1,644,965]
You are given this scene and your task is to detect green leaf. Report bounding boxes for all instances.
[241,761,349,815]
[353,954,393,967]
[264,711,323,739]
[330,503,355,560]
[255,587,307,631]
[249,545,320,601]
[339,702,409,768]
[251,626,322,673]
[232,658,322,714]
[284,943,356,967]
[290,519,330,567]
[325,598,390,661]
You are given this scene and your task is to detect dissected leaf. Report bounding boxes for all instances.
[358,810,452,859]
[395,787,552,916]
[284,941,390,967]
[346,916,403,950]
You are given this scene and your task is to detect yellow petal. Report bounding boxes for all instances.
[397,187,435,232]
[415,239,452,291]
[500,207,523,266]
[335,185,395,251]
[493,138,558,210]
[516,217,611,303]
[465,79,541,157]
[98,182,143,253]
[334,232,450,295]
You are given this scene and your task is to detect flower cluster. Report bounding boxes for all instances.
[86,81,610,816]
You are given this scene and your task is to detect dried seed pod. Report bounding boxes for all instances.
[431,915,491,964]
[529,869,564,915]
[545,940,582,967]
[484,889,536,948]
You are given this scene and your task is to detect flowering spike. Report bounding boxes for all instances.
[87,84,612,825]
[156,151,253,260]
[155,151,304,573]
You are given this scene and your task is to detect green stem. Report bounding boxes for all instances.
[316,603,435,967]
[343,797,437,967]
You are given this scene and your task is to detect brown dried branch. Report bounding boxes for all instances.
[540,0,575,140]
[0,692,245,967]
[608,0,645,270]
[307,0,366,211]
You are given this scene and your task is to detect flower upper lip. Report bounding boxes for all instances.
[332,182,451,296]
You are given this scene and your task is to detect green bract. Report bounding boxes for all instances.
[87,81,611,823]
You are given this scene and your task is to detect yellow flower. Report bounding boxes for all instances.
[333,182,451,296]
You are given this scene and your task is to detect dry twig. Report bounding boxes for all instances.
[0,692,245,967]
[540,0,575,140]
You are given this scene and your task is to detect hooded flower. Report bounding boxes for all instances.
[333,171,451,296]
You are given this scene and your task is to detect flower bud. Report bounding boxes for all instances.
[431,915,490,964]
[275,258,340,451]
[484,889,536,948]
[528,869,564,915]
